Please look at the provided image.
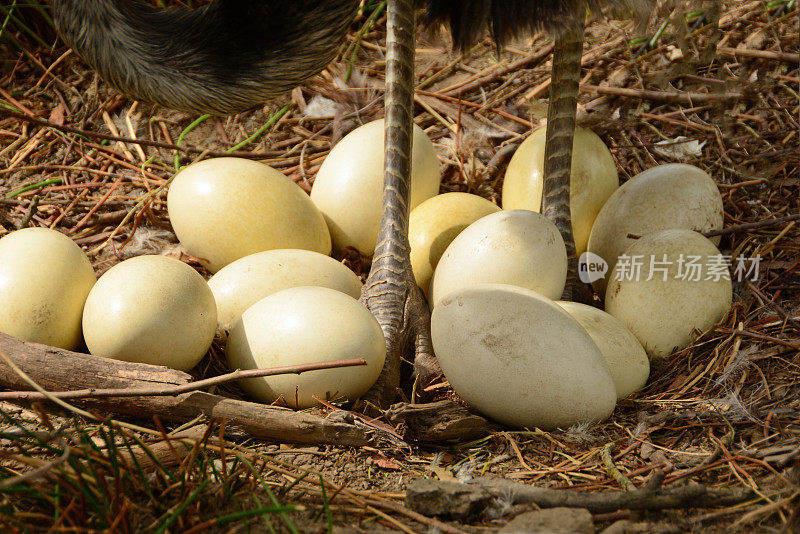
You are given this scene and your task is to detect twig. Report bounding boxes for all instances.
[0,437,71,490]
[746,281,800,332]
[0,358,367,402]
[0,108,267,158]
[406,477,758,515]
[582,85,746,104]
[717,46,800,64]
[715,328,800,350]
[703,214,800,238]
[602,443,636,491]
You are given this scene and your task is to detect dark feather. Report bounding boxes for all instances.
[422,0,652,50]
[52,0,358,114]
[52,0,651,115]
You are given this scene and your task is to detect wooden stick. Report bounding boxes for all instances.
[703,214,800,238]
[0,333,375,447]
[406,477,758,516]
[0,358,366,402]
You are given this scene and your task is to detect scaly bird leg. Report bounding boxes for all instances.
[541,7,591,303]
[356,0,439,413]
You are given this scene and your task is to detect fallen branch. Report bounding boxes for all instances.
[0,357,366,402]
[0,332,378,447]
[406,476,758,518]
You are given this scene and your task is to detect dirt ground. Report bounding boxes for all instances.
[0,1,798,532]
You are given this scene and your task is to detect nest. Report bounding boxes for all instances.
[0,1,797,531]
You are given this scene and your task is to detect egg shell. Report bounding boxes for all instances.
[0,228,96,349]
[431,284,617,430]
[225,286,385,409]
[409,192,500,295]
[82,255,217,371]
[556,301,649,399]
[167,157,331,273]
[428,210,567,308]
[208,249,363,333]
[502,126,619,255]
[605,229,733,359]
[587,163,723,294]
[310,119,441,254]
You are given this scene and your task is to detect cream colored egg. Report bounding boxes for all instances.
[225,286,385,409]
[503,126,619,255]
[208,249,363,332]
[310,119,441,254]
[409,192,500,295]
[429,210,567,308]
[82,255,216,371]
[167,157,331,273]
[587,163,723,294]
[557,301,649,399]
[431,284,616,430]
[605,229,732,359]
[0,228,95,349]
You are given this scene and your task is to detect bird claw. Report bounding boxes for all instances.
[355,266,439,415]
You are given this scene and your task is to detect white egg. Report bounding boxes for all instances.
[587,163,723,294]
[431,284,617,430]
[556,301,650,399]
[0,228,96,349]
[429,210,567,308]
[409,192,500,296]
[605,229,733,359]
[208,249,363,333]
[225,286,385,409]
[310,119,441,254]
[82,255,216,371]
[502,126,619,255]
[167,157,331,273]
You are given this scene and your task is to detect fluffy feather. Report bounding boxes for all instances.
[52,1,651,115]
[423,0,652,50]
[52,0,358,114]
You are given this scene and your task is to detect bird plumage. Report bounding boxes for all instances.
[424,0,650,50]
[51,0,358,114]
[52,0,650,115]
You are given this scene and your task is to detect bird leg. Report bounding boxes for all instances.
[541,7,591,303]
[356,0,439,413]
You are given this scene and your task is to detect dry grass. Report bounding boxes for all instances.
[0,0,798,531]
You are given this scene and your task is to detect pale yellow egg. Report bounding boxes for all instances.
[429,210,567,308]
[432,284,617,430]
[409,192,500,295]
[82,255,216,371]
[588,164,723,295]
[208,249,362,333]
[310,119,441,255]
[502,126,619,255]
[605,229,732,359]
[0,228,96,350]
[225,286,385,409]
[168,157,331,273]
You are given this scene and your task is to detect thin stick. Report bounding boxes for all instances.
[407,477,758,515]
[703,214,800,238]
[602,443,636,491]
[0,358,367,402]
